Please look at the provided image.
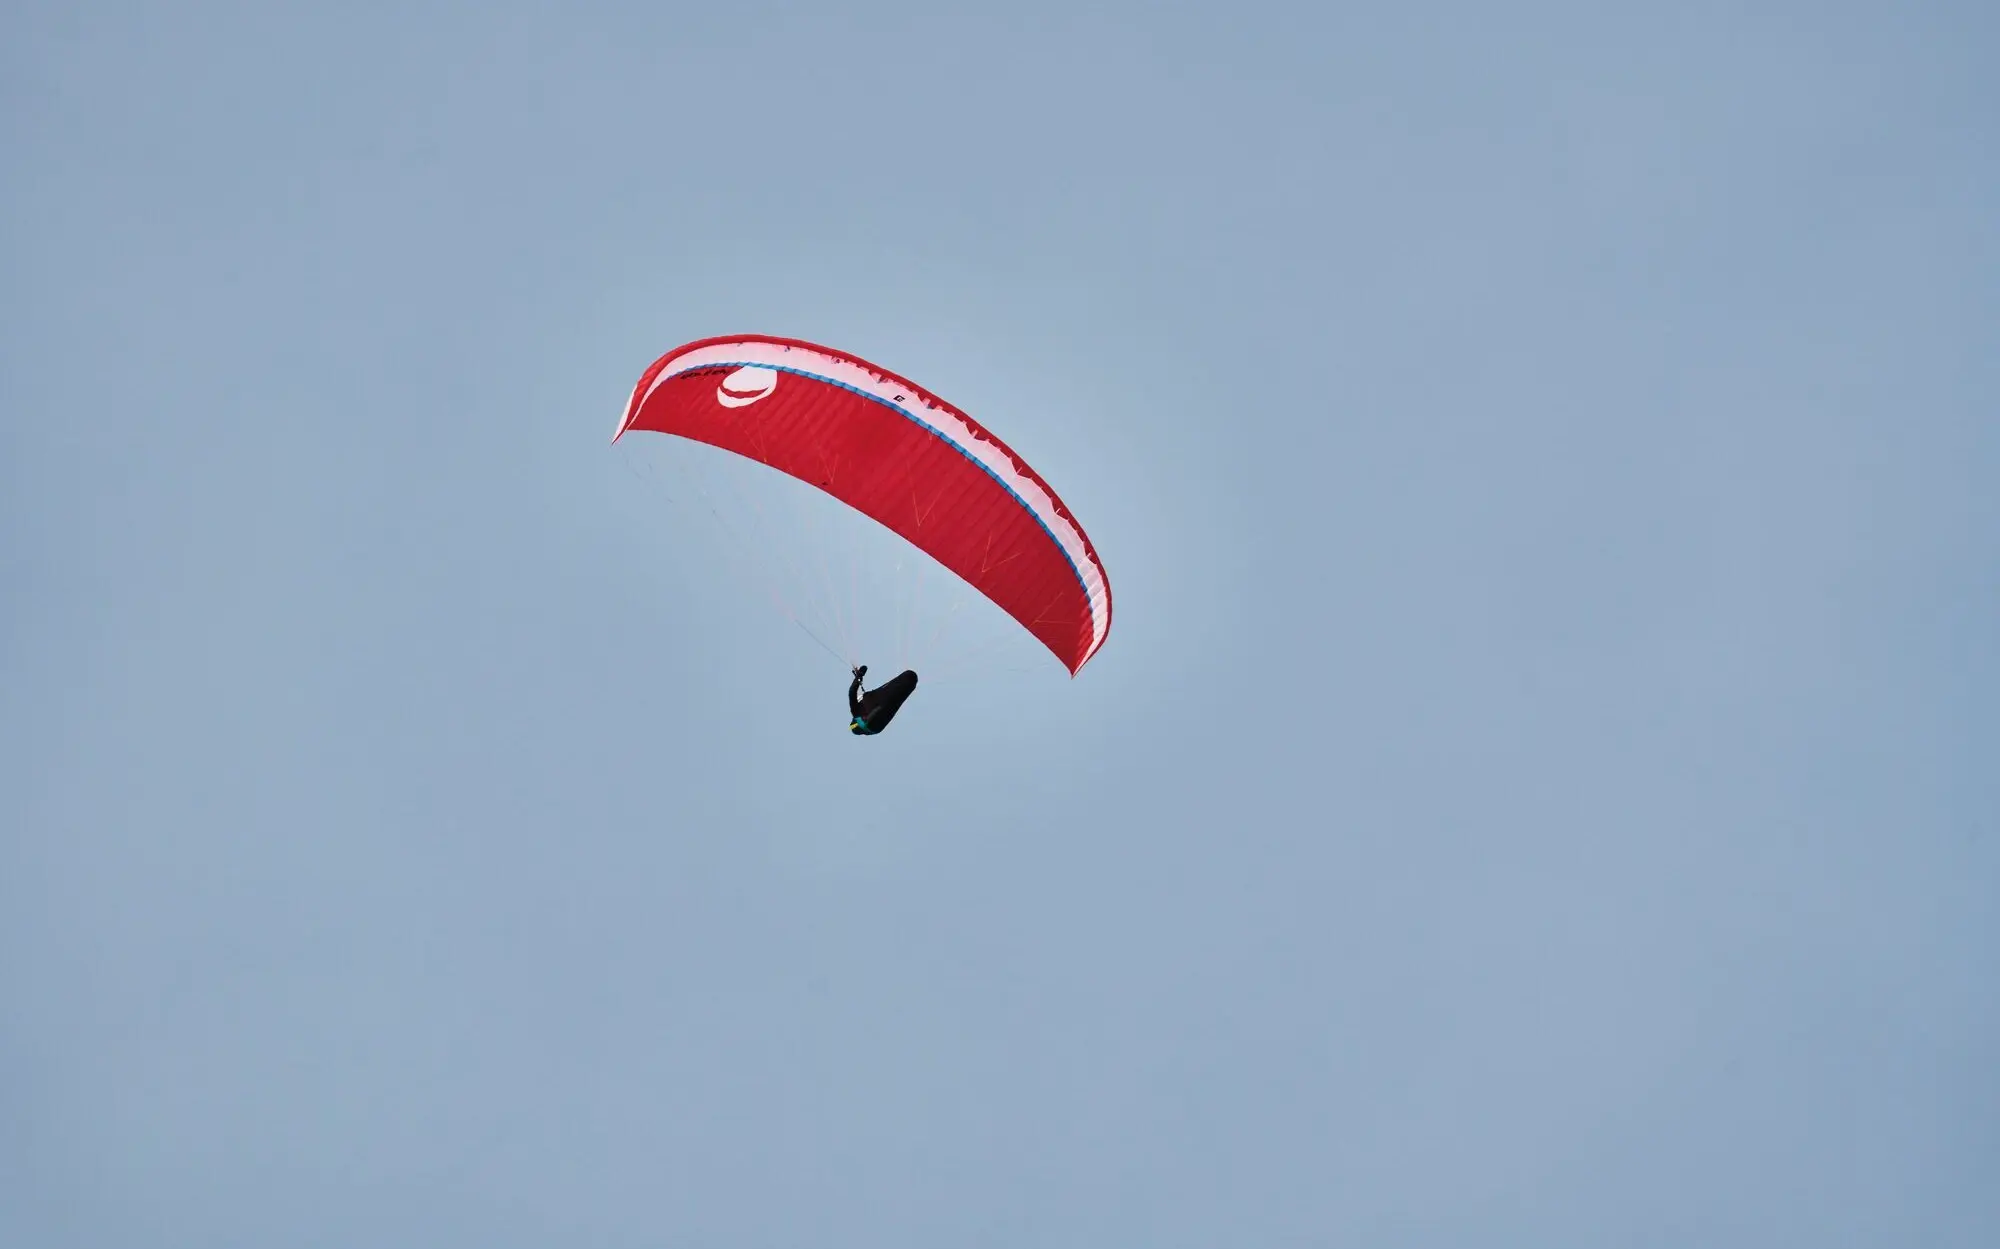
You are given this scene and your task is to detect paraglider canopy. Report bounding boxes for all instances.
[615,335,1112,674]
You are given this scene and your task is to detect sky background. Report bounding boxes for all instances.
[4,2,1996,1246]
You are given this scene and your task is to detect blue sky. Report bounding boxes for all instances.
[5,2,1995,1246]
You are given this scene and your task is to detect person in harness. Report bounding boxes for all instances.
[848,665,919,735]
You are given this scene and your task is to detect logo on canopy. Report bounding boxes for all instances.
[717,366,779,408]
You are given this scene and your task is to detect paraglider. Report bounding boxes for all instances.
[846,665,918,736]
[614,334,1112,726]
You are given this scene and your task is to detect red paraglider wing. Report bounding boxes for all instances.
[615,335,1112,673]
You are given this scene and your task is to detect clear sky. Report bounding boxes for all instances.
[5,2,1995,1245]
